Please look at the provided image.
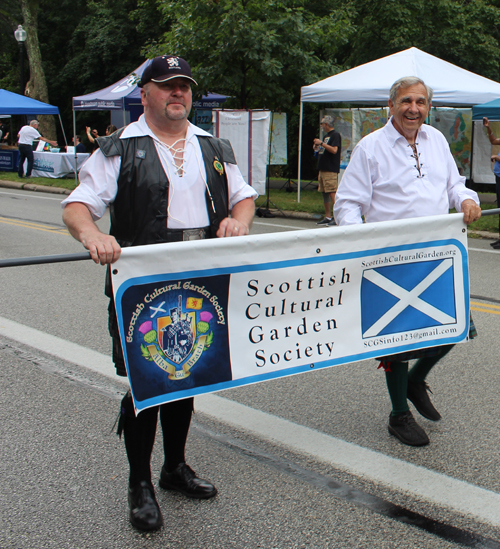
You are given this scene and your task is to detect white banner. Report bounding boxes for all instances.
[269,113,287,165]
[112,214,470,413]
[212,110,271,195]
[472,119,497,184]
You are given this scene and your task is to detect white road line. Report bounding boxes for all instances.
[469,246,500,254]
[1,314,500,527]
[0,189,64,201]
[253,220,309,230]
[0,316,116,378]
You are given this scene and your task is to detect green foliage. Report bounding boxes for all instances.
[149,0,354,111]
[5,0,500,177]
[348,0,500,80]
[33,0,165,141]
[0,1,27,91]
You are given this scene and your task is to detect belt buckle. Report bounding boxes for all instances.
[183,228,205,241]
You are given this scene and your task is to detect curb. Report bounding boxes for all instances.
[0,179,71,195]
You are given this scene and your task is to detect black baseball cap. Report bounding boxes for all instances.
[139,55,198,88]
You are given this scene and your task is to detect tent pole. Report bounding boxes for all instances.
[59,113,68,147]
[73,109,78,184]
[297,101,304,203]
[470,119,475,186]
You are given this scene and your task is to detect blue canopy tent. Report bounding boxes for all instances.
[0,88,66,141]
[0,89,60,115]
[472,98,500,121]
[0,89,68,173]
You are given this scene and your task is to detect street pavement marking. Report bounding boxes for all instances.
[470,300,500,315]
[253,220,311,230]
[0,189,64,201]
[468,246,500,255]
[0,216,69,235]
[1,314,500,527]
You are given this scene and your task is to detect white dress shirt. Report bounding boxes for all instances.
[62,116,257,228]
[334,117,479,225]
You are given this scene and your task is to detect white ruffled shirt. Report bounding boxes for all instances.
[334,118,479,225]
[62,116,257,229]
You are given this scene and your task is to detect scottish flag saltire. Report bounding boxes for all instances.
[361,258,457,338]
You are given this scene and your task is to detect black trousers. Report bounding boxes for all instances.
[18,144,34,177]
[110,298,195,487]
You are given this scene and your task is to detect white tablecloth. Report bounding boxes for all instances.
[28,152,90,178]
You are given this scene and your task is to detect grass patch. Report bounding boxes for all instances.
[0,171,78,190]
[256,184,324,216]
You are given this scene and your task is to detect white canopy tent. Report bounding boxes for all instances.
[298,48,500,194]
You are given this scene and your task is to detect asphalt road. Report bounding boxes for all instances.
[1,188,500,549]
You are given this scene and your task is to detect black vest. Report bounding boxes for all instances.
[97,129,236,246]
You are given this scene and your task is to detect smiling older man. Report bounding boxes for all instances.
[334,76,481,447]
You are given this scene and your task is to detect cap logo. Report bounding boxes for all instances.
[166,57,180,68]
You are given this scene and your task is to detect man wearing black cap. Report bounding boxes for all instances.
[62,55,257,531]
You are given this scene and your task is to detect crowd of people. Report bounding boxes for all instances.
[10,119,118,177]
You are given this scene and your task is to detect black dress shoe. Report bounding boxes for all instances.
[388,411,429,446]
[407,380,441,421]
[128,481,163,531]
[159,463,217,499]
[491,239,500,249]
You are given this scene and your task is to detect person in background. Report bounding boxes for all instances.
[70,135,86,153]
[313,115,342,227]
[482,117,500,249]
[335,76,481,447]
[17,120,57,178]
[0,122,9,145]
[86,125,118,151]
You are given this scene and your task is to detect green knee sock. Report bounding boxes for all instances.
[385,361,409,416]
[408,344,454,383]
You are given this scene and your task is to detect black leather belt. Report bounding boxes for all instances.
[165,226,210,242]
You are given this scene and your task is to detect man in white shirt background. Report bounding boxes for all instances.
[334,76,481,447]
[17,119,57,178]
[62,55,256,532]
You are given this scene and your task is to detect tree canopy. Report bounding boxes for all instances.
[2,0,500,175]
[149,0,354,111]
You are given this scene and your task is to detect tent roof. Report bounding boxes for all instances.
[73,61,228,111]
[301,48,500,106]
[73,61,148,111]
[0,89,60,115]
[472,98,500,120]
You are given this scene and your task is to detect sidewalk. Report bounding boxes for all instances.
[1,177,498,240]
[0,178,72,195]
